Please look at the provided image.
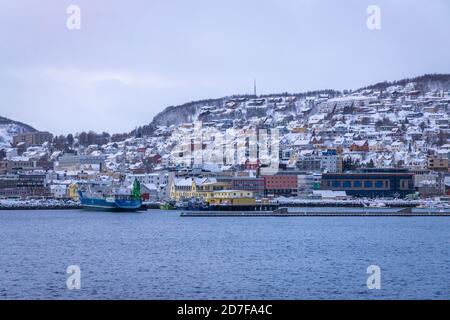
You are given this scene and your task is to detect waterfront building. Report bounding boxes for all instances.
[206,190,256,205]
[50,184,68,199]
[297,173,322,195]
[321,168,415,198]
[0,159,39,174]
[139,183,159,201]
[263,174,298,197]
[0,173,50,198]
[230,177,265,197]
[67,183,79,200]
[170,177,230,200]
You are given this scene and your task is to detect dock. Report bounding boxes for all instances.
[0,204,82,210]
[180,207,450,217]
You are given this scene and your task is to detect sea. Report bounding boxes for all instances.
[0,209,449,299]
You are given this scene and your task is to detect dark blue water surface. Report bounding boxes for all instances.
[0,210,449,300]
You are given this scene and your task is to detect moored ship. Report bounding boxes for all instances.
[78,179,143,212]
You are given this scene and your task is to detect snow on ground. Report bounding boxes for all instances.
[0,198,79,208]
[0,125,17,147]
[0,123,30,148]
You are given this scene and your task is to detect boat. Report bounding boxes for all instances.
[160,201,176,210]
[369,201,386,208]
[78,179,143,212]
[175,199,190,210]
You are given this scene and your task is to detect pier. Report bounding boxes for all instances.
[0,204,82,210]
[180,207,450,217]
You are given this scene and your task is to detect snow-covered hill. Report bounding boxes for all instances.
[133,74,450,136]
[0,116,36,148]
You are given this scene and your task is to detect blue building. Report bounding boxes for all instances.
[321,168,415,198]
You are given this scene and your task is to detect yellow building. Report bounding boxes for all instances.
[170,177,230,200]
[206,190,256,205]
[170,177,257,205]
[67,183,79,200]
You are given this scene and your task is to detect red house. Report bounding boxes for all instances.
[147,154,162,164]
[350,140,369,152]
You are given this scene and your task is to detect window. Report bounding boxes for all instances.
[333,180,341,188]
[353,181,362,188]
[375,181,384,188]
[400,179,410,190]
[364,181,373,188]
[343,181,351,188]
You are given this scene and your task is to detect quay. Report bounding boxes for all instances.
[279,202,419,208]
[181,207,450,217]
[0,204,83,210]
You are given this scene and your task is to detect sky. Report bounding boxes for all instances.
[0,0,449,135]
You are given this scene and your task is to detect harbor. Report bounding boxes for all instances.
[1,208,449,300]
[3,197,450,216]
[0,198,82,210]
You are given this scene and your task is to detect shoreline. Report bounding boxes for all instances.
[1,199,449,212]
[0,200,160,211]
[0,204,82,210]
[0,206,82,210]
[181,211,450,217]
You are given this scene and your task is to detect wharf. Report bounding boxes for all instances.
[181,207,450,217]
[0,204,82,210]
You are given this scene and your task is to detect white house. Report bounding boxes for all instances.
[50,184,67,199]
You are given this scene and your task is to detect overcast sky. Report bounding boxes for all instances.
[0,0,449,134]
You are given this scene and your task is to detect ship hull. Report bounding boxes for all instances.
[80,197,142,212]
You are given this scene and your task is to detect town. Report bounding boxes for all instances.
[1,74,450,209]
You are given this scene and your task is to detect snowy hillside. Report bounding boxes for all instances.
[0,116,36,148]
[133,74,450,136]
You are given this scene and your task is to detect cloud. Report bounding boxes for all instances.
[8,67,190,90]
[0,0,449,134]
[0,67,199,134]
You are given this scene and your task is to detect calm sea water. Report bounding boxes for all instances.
[0,209,449,300]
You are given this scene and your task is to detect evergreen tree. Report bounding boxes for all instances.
[67,133,74,146]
